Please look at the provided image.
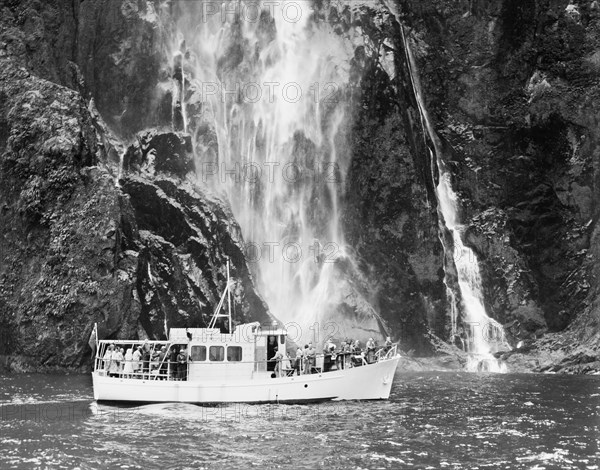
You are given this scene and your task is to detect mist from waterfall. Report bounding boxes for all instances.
[390,12,508,372]
[160,1,379,344]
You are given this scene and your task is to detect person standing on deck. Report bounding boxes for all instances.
[282,350,292,373]
[109,346,121,377]
[116,347,125,377]
[132,346,142,377]
[103,344,113,372]
[177,347,188,381]
[269,347,284,377]
[307,342,316,373]
[295,347,303,375]
[158,346,168,379]
[302,344,310,374]
[366,338,375,363]
[123,347,134,378]
[169,346,178,380]
[142,341,151,379]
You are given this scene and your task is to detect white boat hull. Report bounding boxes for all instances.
[92,355,401,404]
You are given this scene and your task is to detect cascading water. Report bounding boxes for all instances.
[160,1,381,344]
[383,3,508,372]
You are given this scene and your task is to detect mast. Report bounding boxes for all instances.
[208,258,233,332]
[227,259,232,333]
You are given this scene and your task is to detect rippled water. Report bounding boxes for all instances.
[1,371,599,469]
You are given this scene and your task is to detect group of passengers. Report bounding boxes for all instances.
[101,342,190,380]
[328,336,394,364]
[269,336,395,377]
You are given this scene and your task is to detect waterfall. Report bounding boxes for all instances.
[385,3,508,372]
[162,0,370,344]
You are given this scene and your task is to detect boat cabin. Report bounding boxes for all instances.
[94,322,293,381]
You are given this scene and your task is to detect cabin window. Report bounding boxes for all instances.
[280,335,285,344]
[209,346,224,361]
[227,346,242,362]
[191,345,206,361]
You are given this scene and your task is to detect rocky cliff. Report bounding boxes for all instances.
[384,0,600,370]
[316,0,600,368]
[0,0,270,371]
[0,0,598,372]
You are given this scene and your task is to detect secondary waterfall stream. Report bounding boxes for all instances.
[161,1,383,344]
[397,23,509,372]
[377,0,508,371]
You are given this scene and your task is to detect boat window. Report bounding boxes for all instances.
[280,335,285,344]
[227,346,242,362]
[209,345,224,361]
[191,345,206,361]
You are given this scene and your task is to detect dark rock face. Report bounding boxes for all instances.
[0,0,80,89]
[119,131,272,337]
[123,130,194,179]
[344,46,447,355]
[389,0,600,368]
[77,0,164,136]
[0,55,137,369]
[0,9,270,370]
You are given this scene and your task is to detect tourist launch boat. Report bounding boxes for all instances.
[91,265,401,404]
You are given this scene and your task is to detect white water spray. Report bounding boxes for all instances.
[163,1,379,344]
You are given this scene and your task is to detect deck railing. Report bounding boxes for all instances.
[94,343,399,381]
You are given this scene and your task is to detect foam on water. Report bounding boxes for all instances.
[6,372,594,469]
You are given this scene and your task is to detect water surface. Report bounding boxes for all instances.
[1,371,598,469]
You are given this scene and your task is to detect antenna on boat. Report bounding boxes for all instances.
[208,258,233,332]
[227,259,232,333]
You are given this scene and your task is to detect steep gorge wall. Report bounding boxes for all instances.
[0,0,270,371]
[0,0,599,371]
[389,0,600,369]
[320,0,600,366]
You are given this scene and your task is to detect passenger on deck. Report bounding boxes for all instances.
[169,346,178,380]
[269,347,284,377]
[302,344,310,374]
[123,347,134,378]
[337,341,348,369]
[295,347,303,375]
[110,346,122,377]
[177,347,188,381]
[307,342,316,373]
[151,348,160,376]
[103,344,114,372]
[384,336,393,352]
[366,338,375,363]
[282,351,292,373]
[132,346,142,377]
[120,348,126,375]
[352,339,361,355]
[142,341,151,378]
[158,346,168,379]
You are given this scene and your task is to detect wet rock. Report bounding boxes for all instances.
[0,55,140,368]
[77,0,164,135]
[123,129,194,180]
[119,170,272,339]
[0,13,271,370]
